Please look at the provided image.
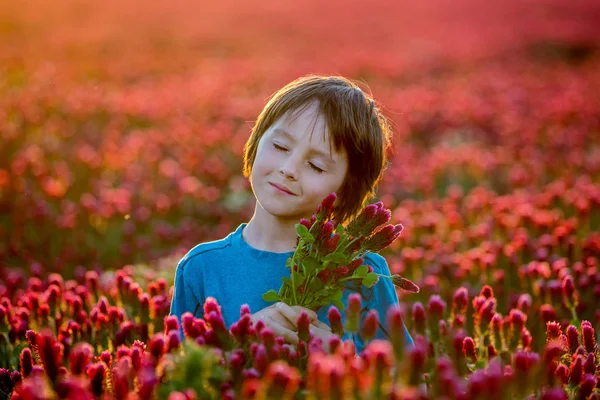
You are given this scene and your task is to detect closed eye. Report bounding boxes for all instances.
[273,143,287,152]
[309,163,324,173]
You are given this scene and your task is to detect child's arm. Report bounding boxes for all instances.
[356,253,415,352]
[170,258,202,338]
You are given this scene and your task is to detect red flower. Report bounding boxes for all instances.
[452,287,469,314]
[361,310,379,342]
[581,320,597,354]
[69,342,94,375]
[362,224,403,252]
[462,336,477,361]
[428,295,446,321]
[328,307,344,337]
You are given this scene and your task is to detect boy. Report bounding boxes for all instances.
[170,75,413,353]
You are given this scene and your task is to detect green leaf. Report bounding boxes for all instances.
[281,277,292,288]
[332,289,344,311]
[302,256,322,275]
[308,278,323,292]
[323,252,347,264]
[291,271,303,289]
[295,223,309,237]
[295,223,315,243]
[353,265,368,278]
[336,223,345,235]
[362,272,379,288]
[262,289,279,303]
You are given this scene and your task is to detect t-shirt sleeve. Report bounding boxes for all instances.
[170,257,203,338]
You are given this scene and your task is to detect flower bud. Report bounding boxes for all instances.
[452,287,469,314]
[297,312,311,343]
[565,325,579,354]
[569,355,584,384]
[361,206,391,236]
[254,344,268,375]
[345,294,362,333]
[578,374,596,399]
[347,204,378,236]
[554,363,569,385]
[328,335,341,354]
[299,218,312,230]
[203,297,221,319]
[480,285,494,298]
[361,310,379,342]
[327,307,344,337]
[164,315,180,334]
[412,302,426,334]
[148,333,166,360]
[315,193,337,220]
[583,352,595,374]
[86,362,106,397]
[167,330,181,352]
[362,224,403,252]
[463,336,477,361]
[479,298,497,330]
[69,342,94,375]
[391,275,420,293]
[509,309,527,333]
[562,275,576,305]
[19,348,33,378]
[427,295,446,321]
[581,320,597,354]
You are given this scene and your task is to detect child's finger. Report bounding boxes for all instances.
[270,311,296,331]
[310,319,332,332]
[269,317,299,344]
[275,302,302,327]
[290,305,318,321]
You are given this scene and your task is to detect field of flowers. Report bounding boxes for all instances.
[1,0,600,398]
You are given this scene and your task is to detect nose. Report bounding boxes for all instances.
[279,154,299,180]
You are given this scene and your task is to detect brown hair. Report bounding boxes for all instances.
[243,75,393,225]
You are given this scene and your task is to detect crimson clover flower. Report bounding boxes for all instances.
[263,193,419,321]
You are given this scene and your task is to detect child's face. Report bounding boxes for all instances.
[250,101,348,223]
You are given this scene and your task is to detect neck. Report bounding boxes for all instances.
[243,205,298,253]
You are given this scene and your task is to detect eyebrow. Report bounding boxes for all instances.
[272,128,336,165]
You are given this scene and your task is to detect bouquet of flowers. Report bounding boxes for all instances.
[262,193,419,311]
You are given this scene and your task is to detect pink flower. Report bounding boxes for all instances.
[69,342,94,375]
[361,310,379,342]
[297,312,311,343]
[427,295,446,321]
[581,320,597,354]
[20,348,34,378]
[391,275,420,293]
[327,307,344,337]
[452,287,469,314]
[345,294,362,333]
[462,336,477,361]
[566,325,580,353]
[362,224,403,252]
[315,193,337,221]
[412,302,426,334]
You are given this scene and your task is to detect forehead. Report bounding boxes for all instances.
[269,102,332,148]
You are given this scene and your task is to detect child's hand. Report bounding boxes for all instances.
[251,302,331,344]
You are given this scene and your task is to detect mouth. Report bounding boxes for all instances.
[269,182,296,196]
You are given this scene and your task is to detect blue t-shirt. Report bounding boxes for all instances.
[169,223,414,353]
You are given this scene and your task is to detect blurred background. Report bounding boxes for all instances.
[1,0,599,285]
